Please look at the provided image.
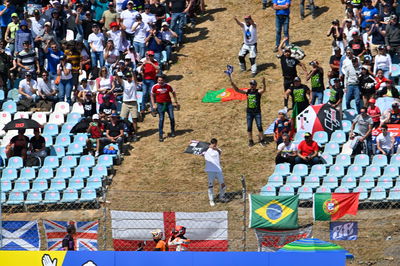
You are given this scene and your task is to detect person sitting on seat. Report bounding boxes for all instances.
[28,128,47,160]
[275,133,296,168]
[6,129,29,161]
[376,124,395,156]
[295,132,321,165]
[87,114,104,157]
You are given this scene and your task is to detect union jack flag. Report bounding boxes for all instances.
[43,220,99,251]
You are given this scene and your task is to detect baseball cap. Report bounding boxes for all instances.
[25,72,32,76]
[378,45,385,50]
[59,55,65,60]
[352,31,359,35]
[136,14,142,20]
[108,2,114,6]
[129,45,135,50]
[92,114,99,120]
[44,21,51,26]
[118,60,125,65]
[126,72,133,77]
[304,132,312,138]
[33,9,40,15]
[109,22,118,28]
[51,0,60,6]
[146,50,155,56]
[20,20,28,26]
[127,0,134,4]
[249,80,257,85]
[11,13,18,18]
[294,77,301,82]
[390,14,398,20]
[92,23,99,28]
[162,22,169,27]
[334,46,340,51]
[117,72,123,77]
[368,98,376,104]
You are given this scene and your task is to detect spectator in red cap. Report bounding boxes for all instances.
[367,98,381,129]
[106,21,125,55]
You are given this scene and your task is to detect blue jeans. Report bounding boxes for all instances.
[157,102,175,137]
[91,51,104,68]
[162,44,172,62]
[58,79,73,104]
[141,79,155,112]
[275,15,290,47]
[346,84,361,113]
[311,91,323,105]
[171,12,186,44]
[300,0,315,18]
[246,112,263,132]
[133,41,146,59]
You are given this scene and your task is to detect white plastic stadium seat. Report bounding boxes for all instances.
[48,112,65,126]
[0,111,11,125]
[54,102,70,115]
[71,102,84,115]
[13,112,30,119]
[31,112,48,125]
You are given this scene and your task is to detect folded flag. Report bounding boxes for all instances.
[313,193,359,221]
[202,88,248,103]
[224,64,234,77]
[249,194,299,229]
[0,221,40,250]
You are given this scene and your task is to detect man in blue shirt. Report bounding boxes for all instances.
[361,0,378,30]
[273,0,291,52]
[44,41,64,80]
[0,0,16,40]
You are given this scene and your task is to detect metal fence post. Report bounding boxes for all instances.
[241,175,247,251]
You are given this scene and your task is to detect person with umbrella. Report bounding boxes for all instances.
[28,128,46,160]
[5,129,29,161]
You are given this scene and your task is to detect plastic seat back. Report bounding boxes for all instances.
[285,175,302,188]
[38,167,54,180]
[359,176,375,189]
[8,156,23,169]
[334,187,350,193]
[14,112,30,119]
[43,190,60,204]
[316,186,331,193]
[313,131,328,145]
[56,166,72,179]
[2,167,18,181]
[54,102,70,115]
[26,191,42,204]
[97,155,114,168]
[335,154,351,167]
[86,176,102,190]
[7,190,24,204]
[48,112,65,126]
[279,185,294,196]
[50,146,65,158]
[61,156,77,168]
[68,177,84,190]
[61,188,78,203]
[55,134,71,147]
[73,166,90,179]
[66,143,83,156]
[50,178,66,191]
[13,179,30,192]
[267,175,283,187]
[19,167,36,181]
[322,176,338,189]
[310,164,326,177]
[382,165,399,178]
[92,165,108,178]
[292,164,308,177]
[341,176,357,189]
[2,100,16,114]
[346,165,363,178]
[260,185,276,196]
[43,124,59,136]
[298,186,313,200]
[320,153,333,166]
[330,130,346,144]
[388,187,400,201]
[61,123,75,134]
[364,165,380,178]
[372,154,388,167]
[341,120,351,133]
[354,154,370,167]
[32,178,49,192]
[31,112,48,125]
[369,187,386,201]
[304,176,320,189]
[377,176,393,190]
[80,188,97,202]
[79,155,95,168]
[353,187,368,201]
[327,165,344,177]
[43,156,59,169]
[66,113,81,124]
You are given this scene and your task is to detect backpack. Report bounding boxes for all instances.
[286,44,306,60]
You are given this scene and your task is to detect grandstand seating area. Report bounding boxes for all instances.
[0,101,119,212]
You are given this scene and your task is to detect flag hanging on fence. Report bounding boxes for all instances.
[43,220,99,251]
[249,194,299,229]
[111,210,228,251]
[313,193,359,221]
[0,221,40,250]
[202,88,248,103]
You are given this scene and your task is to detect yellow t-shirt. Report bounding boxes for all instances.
[155,240,166,251]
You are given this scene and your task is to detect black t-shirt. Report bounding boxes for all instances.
[106,121,124,137]
[30,136,45,150]
[83,100,96,118]
[167,0,186,13]
[246,89,261,113]
[10,135,29,156]
[329,55,341,72]
[82,19,96,40]
[329,86,344,104]
[348,39,365,56]
[151,4,166,29]
[62,234,74,251]
[280,56,299,78]
[289,84,310,104]
[99,103,117,116]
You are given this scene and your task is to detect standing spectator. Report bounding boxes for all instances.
[278,37,307,107]
[385,15,400,56]
[169,0,193,46]
[62,225,76,251]
[229,76,267,147]
[376,124,395,155]
[100,2,120,32]
[15,20,33,54]
[367,98,381,129]
[91,0,109,22]
[342,57,361,112]
[37,23,57,68]
[328,47,342,80]
[104,40,120,73]
[107,22,126,55]
[132,14,150,59]
[328,19,344,53]
[4,13,19,56]
[36,71,58,103]
[0,40,12,93]
[358,66,376,107]
[145,25,164,65]
[348,32,366,57]
[50,10,66,42]
[373,45,392,78]
[262,0,272,9]
[56,55,73,104]
[142,4,157,26]
[17,41,40,78]
[151,74,179,142]
[272,0,291,52]
[234,15,258,77]
[88,23,105,68]
[151,0,167,30]
[119,72,139,141]
[141,50,159,118]
[285,77,311,120]
[120,1,139,44]
[275,133,297,167]
[295,132,322,165]
[0,0,16,40]
[29,9,45,52]
[300,0,315,20]
[44,41,64,80]
[306,60,324,105]
[350,107,373,155]
[328,78,344,117]
[204,138,226,206]
[160,22,177,69]
[273,109,291,145]
[360,0,378,30]
[18,72,38,102]
[82,11,96,50]
[64,41,82,91]
[368,14,386,56]
[96,67,115,107]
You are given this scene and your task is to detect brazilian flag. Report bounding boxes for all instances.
[249,194,299,229]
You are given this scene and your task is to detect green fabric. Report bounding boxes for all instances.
[280,238,345,252]
[249,194,299,229]
[201,89,225,103]
[313,193,332,221]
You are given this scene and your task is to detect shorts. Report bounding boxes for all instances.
[120,101,138,119]
[207,171,224,186]
[239,43,257,58]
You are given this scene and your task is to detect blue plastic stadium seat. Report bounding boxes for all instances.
[2,100,17,114]
[43,124,59,137]
[79,155,95,168]
[316,186,331,193]
[13,178,30,192]
[25,191,43,205]
[61,123,75,134]
[61,156,77,168]
[43,134,53,148]
[382,165,399,178]
[390,154,400,167]
[6,190,24,205]
[43,156,59,169]
[320,153,333,166]
[272,163,291,176]
[341,176,357,189]
[327,165,345,178]
[285,175,302,188]
[73,134,88,146]
[68,177,84,190]
[322,176,338,189]
[55,134,71,147]
[267,175,283,187]
[341,120,352,133]
[346,165,363,178]
[38,167,54,180]
[80,188,97,202]
[330,130,346,145]
[298,186,313,200]
[260,185,276,196]
[60,188,79,203]
[324,142,340,156]
[335,154,351,168]
[353,187,368,201]
[313,131,328,146]
[294,131,306,143]
[73,166,90,179]
[86,176,103,191]
[334,187,350,193]
[55,167,72,179]
[388,187,400,201]
[2,167,18,181]
[19,167,36,181]
[8,156,23,169]
[97,155,114,168]
[292,164,308,177]
[377,176,393,190]
[369,187,386,201]
[354,154,370,168]
[343,109,357,121]
[0,180,12,192]
[7,88,19,101]
[372,154,388,168]
[43,190,60,204]
[1,192,6,204]
[359,176,375,190]
[66,113,81,124]
[364,165,381,178]
[50,178,67,191]
[310,164,326,177]
[304,175,320,189]
[31,178,49,192]
[66,143,83,156]
[91,165,108,178]
[50,146,65,158]
[279,185,294,196]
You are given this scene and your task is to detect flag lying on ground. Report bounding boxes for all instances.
[0,221,40,250]
[43,220,99,251]
[313,193,359,221]
[249,194,299,229]
[111,211,228,251]
[202,88,248,103]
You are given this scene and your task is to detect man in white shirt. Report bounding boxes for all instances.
[120,1,139,43]
[132,14,150,59]
[88,23,105,68]
[275,133,297,168]
[204,138,226,206]
[376,124,395,155]
[119,71,139,141]
[36,71,58,103]
[18,72,38,102]
[142,4,157,26]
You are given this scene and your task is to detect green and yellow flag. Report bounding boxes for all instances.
[249,194,299,229]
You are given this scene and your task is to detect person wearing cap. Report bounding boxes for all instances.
[273,109,292,145]
[169,0,193,47]
[17,41,40,78]
[88,23,105,68]
[100,113,124,152]
[306,60,324,105]
[360,0,378,30]
[119,71,139,141]
[327,19,345,54]
[295,132,322,166]
[106,21,125,54]
[62,224,76,251]
[385,14,400,54]
[373,45,392,78]
[145,24,163,65]
[229,75,267,146]
[87,114,104,157]
[100,2,120,31]
[272,0,291,52]
[285,76,311,119]
[141,50,160,116]
[142,4,157,26]
[18,71,38,102]
[99,94,117,120]
[350,106,373,155]
[120,0,139,44]
[0,0,16,40]
[36,70,58,104]
[123,54,136,71]
[4,12,19,55]
[328,78,344,117]
[368,15,386,56]
[342,18,356,48]
[132,14,150,59]
[160,22,177,69]
[275,133,296,167]
[49,9,66,42]
[328,47,342,80]
[234,15,258,77]
[81,11,96,47]
[347,31,366,57]
[376,124,395,156]
[382,102,400,125]
[151,74,179,142]
[367,98,381,129]
[15,20,33,54]
[358,65,376,107]
[342,54,361,112]
[278,37,307,108]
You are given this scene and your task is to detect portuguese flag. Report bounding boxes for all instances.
[202,88,248,103]
[313,193,359,221]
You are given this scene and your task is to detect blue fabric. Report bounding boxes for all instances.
[275,14,290,47]
[0,5,16,27]
[45,48,64,74]
[15,30,33,53]
[361,6,378,29]
[157,102,175,137]
[273,0,291,16]
[93,0,109,21]
[146,32,163,53]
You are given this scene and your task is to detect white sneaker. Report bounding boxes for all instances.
[209,200,215,207]
[95,151,99,157]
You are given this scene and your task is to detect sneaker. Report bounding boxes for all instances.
[170,132,176,138]
[95,151,99,157]
[159,136,164,142]
[260,140,267,147]
[209,200,215,207]
[248,140,255,147]
[273,46,278,53]
[252,72,257,77]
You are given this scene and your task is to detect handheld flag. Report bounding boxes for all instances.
[313,193,359,221]
[249,194,299,229]
[202,88,248,103]
[224,65,234,77]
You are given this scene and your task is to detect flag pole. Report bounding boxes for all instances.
[241,175,247,251]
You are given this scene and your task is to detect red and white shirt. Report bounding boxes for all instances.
[151,83,174,103]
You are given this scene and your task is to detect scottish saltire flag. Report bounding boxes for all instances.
[43,220,99,251]
[0,221,40,250]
